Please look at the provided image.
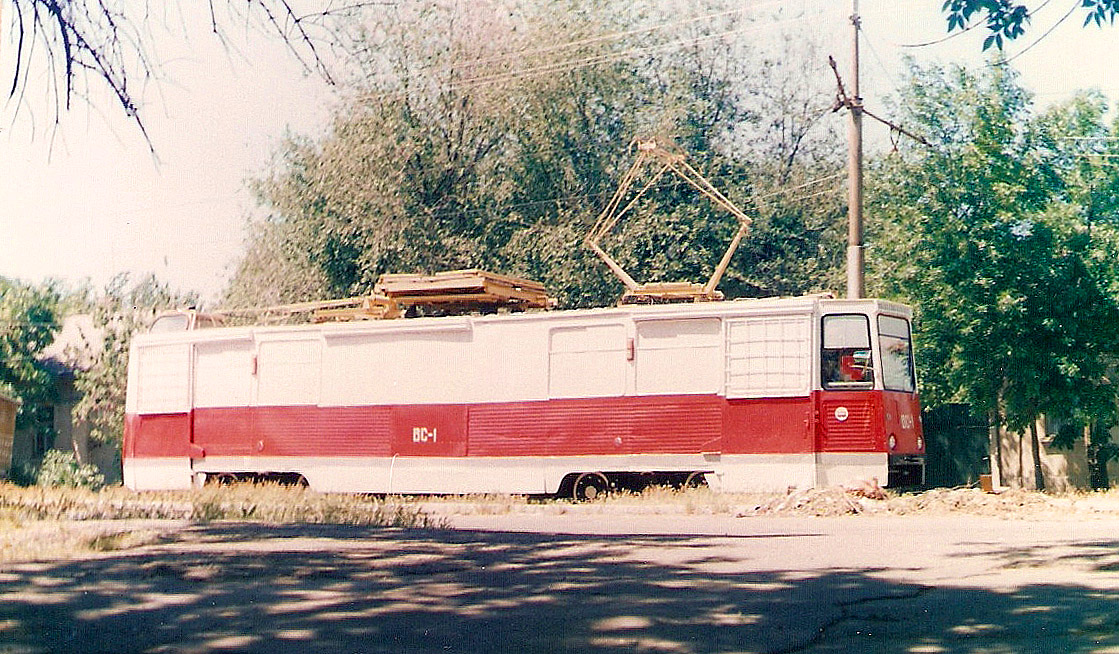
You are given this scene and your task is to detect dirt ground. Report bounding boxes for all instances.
[2,487,1119,653]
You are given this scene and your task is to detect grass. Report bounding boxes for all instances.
[0,482,448,562]
[0,482,445,527]
[410,484,782,516]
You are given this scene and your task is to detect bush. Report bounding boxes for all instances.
[35,450,105,491]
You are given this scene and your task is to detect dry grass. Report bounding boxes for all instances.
[0,482,447,562]
[411,484,1119,520]
[0,482,445,527]
[0,515,175,563]
[410,485,782,515]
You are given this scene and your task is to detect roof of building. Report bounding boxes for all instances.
[37,314,103,374]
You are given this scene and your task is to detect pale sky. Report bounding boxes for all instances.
[0,1,1116,304]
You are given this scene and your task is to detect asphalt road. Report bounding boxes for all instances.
[2,513,1118,653]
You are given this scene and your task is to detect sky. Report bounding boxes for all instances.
[0,0,1117,304]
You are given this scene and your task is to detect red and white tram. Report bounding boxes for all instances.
[122,295,924,498]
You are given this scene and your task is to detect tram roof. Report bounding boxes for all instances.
[135,294,912,346]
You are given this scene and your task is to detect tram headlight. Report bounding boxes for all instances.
[917,436,925,451]
[888,435,897,451]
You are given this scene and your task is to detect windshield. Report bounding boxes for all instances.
[878,315,916,393]
[150,313,190,333]
[821,314,874,390]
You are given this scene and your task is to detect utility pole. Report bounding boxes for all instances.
[830,4,928,299]
[846,0,864,300]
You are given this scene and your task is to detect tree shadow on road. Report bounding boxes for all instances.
[1,524,1117,653]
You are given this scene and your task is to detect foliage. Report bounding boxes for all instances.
[72,273,197,446]
[868,61,1119,485]
[942,0,1119,50]
[0,277,61,448]
[227,0,846,309]
[34,450,105,490]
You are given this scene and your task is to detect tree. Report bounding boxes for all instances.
[72,273,196,449]
[868,61,1119,488]
[942,0,1119,50]
[1035,102,1119,488]
[3,0,372,136]
[227,0,846,310]
[0,277,61,455]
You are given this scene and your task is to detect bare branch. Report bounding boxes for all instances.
[9,0,26,98]
[3,1,381,145]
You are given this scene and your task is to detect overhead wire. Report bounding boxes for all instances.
[858,21,905,102]
[253,6,845,274]
[415,168,845,226]
[450,26,756,90]
[770,185,844,207]
[993,0,1079,66]
[358,0,795,84]
[896,0,1055,49]
[361,13,814,102]
[450,1,789,73]
[130,3,839,299]
[752,172,846,201]
[832,13,933,151]
[331,14,834,211]
[288,6,838,257]
[896,19,981,48]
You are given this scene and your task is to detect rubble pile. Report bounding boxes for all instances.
[740,486,1091,518]
[884,487,1065,517]
[745,486,883,517]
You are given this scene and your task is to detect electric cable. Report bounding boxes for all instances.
[993,0,1079,66]
[451,2,788,72]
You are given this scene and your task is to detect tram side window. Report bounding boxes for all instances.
[878,315,916,393]
[821,315,874,390]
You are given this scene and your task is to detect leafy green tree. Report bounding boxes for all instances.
[227,0,845,309]
[72,274,197,448]
[942,0,1119,50]
[868,62,1119,488]
[0,277,61,453]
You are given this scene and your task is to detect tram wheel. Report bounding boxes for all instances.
[572,472,610,502]
[684,471,707,488]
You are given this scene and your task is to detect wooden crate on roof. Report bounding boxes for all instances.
[375,269,554,312]
[214,270,552,325]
